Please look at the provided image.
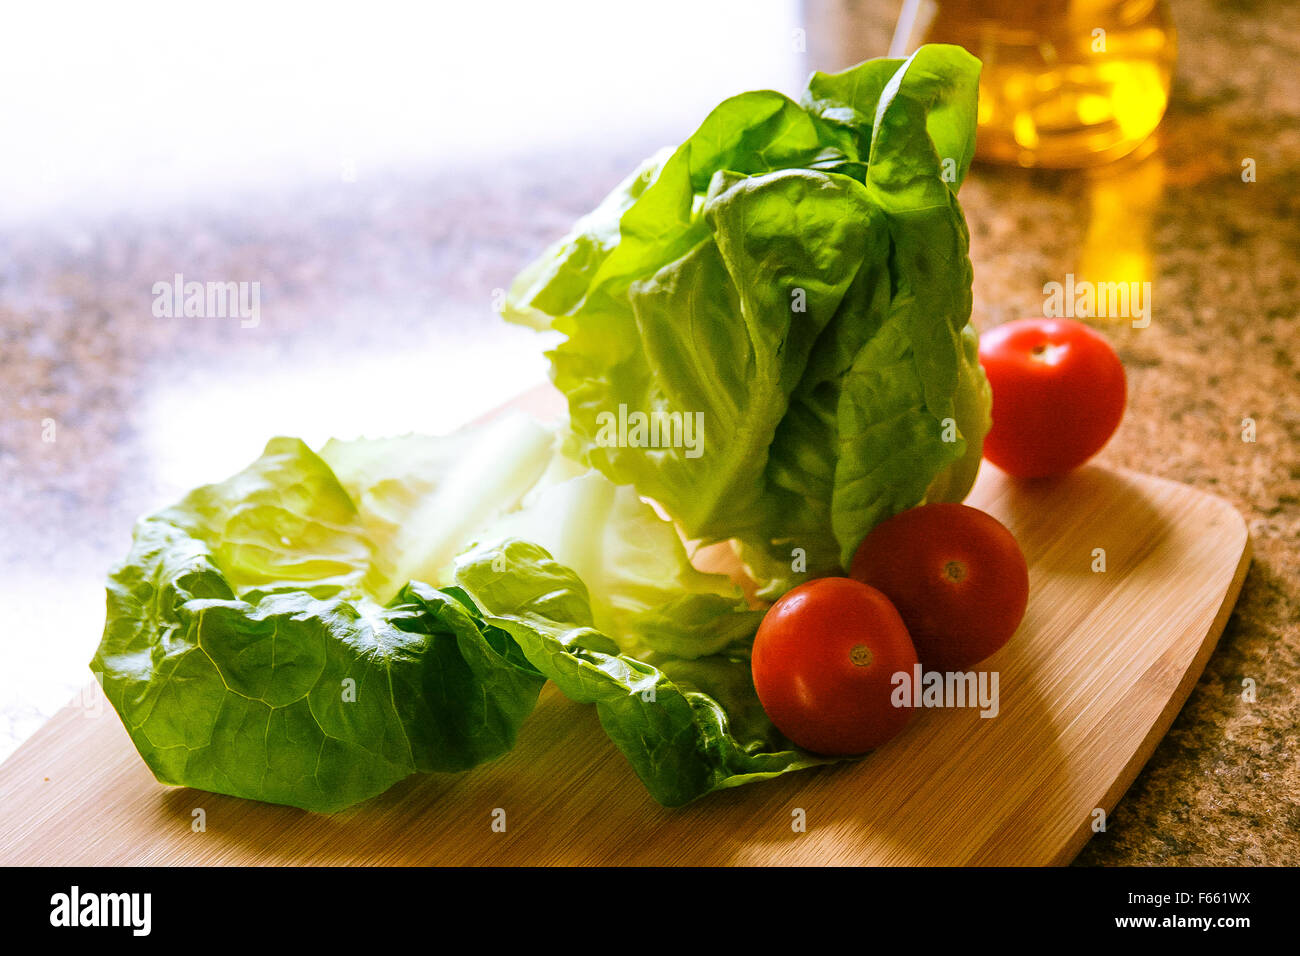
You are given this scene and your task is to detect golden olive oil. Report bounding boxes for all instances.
[897,0,1176,167]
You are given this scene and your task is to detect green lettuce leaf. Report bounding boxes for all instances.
[453,540,829,807]
[317,415,556,602]
[92,437,547,812]
[503,45,990,594]
[94,422,818,811]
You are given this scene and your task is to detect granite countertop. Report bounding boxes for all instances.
[959,2,1300,865]
[0,0,1296,864]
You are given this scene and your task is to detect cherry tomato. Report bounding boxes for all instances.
[977,318,1126,478]
[751,577,917,755]
[849,503,1028,672]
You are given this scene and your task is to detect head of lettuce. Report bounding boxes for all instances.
[504,44,991,596]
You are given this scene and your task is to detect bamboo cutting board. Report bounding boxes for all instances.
[0,387,1250,866]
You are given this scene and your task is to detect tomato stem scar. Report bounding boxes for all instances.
[1030,342,1068,365]
[849,643,873,667]
[943,560,967,582]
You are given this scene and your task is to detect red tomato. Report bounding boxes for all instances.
[751,577,917,755]
[977,318,1126,478]
[849,503,1028,672]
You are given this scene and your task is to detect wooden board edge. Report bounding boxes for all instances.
[1051,504,1253,866]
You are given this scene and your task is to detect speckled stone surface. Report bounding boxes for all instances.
[957,1,1300,866]
[0,0,1296,864]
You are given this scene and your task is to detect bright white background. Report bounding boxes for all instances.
[0,0,806,222]
[0,0,818,760]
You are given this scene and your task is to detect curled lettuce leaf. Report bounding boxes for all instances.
[92,437,546,812]
[94,422,816,811]
[472,470,763,660]
[317,416,556,601]
[454,541,827,807]
[503,45,990,594]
